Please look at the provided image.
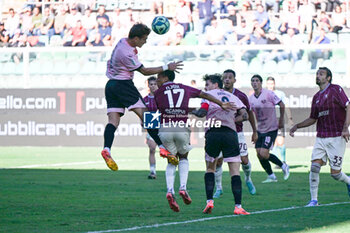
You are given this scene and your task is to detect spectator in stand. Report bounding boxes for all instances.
[219,0,236,13]
[81,7,97,40]
[308,27,331,69]
[225,5,241,27]
[242,25,267,63]
[318,11,332,32]
[63,19,86,46]
[151,0,164,14]
[5,8,20,38]
[254,4,270,32]
[8,30,28,63]
[0,22,9,47]
[54,5,68,38]
[122,7,135,30]
[87,17,111,46]
[279,4,300,35]
[236,19,251,45]
[175,0,192,36]
[326,0,342,12]
[197,0,213,34]
[262,30,288,63]
[96,5,110,28]
[332,5,346,33]
[166,17,185,46]
[110,7,121,29]
[282,28,303,63]
[40,7,55,40]
[204,16,225,45]
[298,0,315,43]
[65,6,82,30]
[240,0,254,29]
[265,0,280,12]
[20,7,33,36]
[31,6,42,36]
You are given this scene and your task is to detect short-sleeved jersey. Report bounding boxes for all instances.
[232,88,250,133]
[143,94,157,112]
[154,82,201,123]
[310,84,349,138]
[249,88,281,133]
[204,89,246,132]
[106,38,142,80]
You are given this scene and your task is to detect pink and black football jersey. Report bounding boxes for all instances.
[154,82,201,123]
[249,88,281,133]
[310,84,349,138]
[232,88,250,133]
[143,94,157,112]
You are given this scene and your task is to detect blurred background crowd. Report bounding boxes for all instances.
[0,0,349,48]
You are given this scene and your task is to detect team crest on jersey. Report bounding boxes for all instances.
[261,99,267,104]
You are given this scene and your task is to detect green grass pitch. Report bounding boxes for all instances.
[1,147,350,233]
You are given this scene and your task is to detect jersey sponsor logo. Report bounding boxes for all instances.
[318,110,329,117]
[143,110,161,129]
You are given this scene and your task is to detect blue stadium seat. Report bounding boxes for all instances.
[334,59,347,74]
[338,33,350,44]
[262,60,277,74]
[14,63,23,75]
[326,32,338,43]
[52,61,67,75]
[248,58,262,74]
[118,0,132,9]
[29,61,41,75]
[80,61,97,75]
[238,60,249,73]
[94,61,107,75]
[39,61,54,75]
[277,60,292,74]
[293,60,309,74]
[66,61,81,74]
[321,59,336,71]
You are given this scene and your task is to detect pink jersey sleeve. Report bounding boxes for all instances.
[121,53,142,71]
[269,90,281,105]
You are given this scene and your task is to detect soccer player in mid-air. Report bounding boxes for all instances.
[101,23,183,171]
[143,76,158,179]
[249,75,290,183]
[266,77,293,165]
[192,74,250,215]
[212,69,257,198]
[155,71,234,212]
[290,67,350,206]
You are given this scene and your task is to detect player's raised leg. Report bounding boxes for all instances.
[101,111,120,171]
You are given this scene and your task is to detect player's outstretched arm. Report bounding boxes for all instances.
[137,61,183,75]
[235,108,249,124]
[289,118,317,137]
[342,105,350,142]
[191,108,208,118]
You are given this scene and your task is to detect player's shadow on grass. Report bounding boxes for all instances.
[289,165,308,169]
[1,169,350,233]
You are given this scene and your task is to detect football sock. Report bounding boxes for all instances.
[310,162,321,201]
[231,175,242,205]
[259,158,273,175]
[309,171,319,201]
[103,123,116,148]
[269,153,283,167]
[150,164,156,174]
[146,128,163,146]
[204,172,215,200]
[166,163,176,194]
[242,161,252,181]
[179,158,189,190]
[215,165,223,190]
[331,172,350,185]
[281,145,286,162]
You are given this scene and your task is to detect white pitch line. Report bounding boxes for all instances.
[10,161,103,168]
[87,201,350,233]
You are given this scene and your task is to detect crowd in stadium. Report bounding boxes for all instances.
[0,0,349,49]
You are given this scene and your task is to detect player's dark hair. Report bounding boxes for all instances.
[251,74,263,83]
[128,23,151,39]
[159,70,175,81]
[319,67,332,83]
[203,74,223,88]
[223,69,236,78]
[266,76,275,82]
[147,76,156,83]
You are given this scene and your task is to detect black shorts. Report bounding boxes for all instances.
[105,79,145,116]
[255,130,278,150]
[205,126,240,159]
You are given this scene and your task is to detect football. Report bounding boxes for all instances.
[151,16,170,35]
